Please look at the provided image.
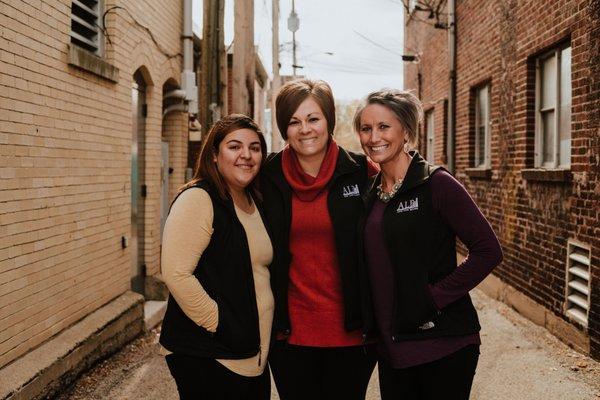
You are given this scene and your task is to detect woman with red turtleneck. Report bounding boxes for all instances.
[261,79,378,400]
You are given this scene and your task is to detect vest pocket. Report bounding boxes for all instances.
[214,295,258,354]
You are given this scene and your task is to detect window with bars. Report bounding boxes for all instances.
[425,109,434,163]
[565,240,591,327]
[535,44,571,168]
[70,0,103,55]
[474,84,491,168]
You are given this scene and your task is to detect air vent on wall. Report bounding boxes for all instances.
[70,0,101,54]
[565,240,591,327]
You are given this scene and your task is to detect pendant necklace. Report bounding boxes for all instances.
[377,178,403,203]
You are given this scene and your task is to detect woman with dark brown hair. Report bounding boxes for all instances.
[159,114,273,399]
[261,79,379,400]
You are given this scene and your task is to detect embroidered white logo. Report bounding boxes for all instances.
[342,184,360,198]
[396,197,419,213]
[418,321,435,330]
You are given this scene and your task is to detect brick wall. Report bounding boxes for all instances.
[0,0,188,368]
[404,11,448,160]
[405,0,600,358]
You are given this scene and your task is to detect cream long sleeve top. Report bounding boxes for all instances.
[161,188,274,377]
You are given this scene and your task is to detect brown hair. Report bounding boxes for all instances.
[353,89,423,149]
[183,114,267,201]
[275,79,336,140]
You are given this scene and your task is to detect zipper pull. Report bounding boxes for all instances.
[258,346,262,366]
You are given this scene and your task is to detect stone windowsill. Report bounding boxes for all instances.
[465,167,492,179]
[67,44,119,83]
[521,168,572,182]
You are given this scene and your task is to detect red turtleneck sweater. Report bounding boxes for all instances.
[281,141,370,347]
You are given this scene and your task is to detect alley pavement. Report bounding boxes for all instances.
[57,289,600,400]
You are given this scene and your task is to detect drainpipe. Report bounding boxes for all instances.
[447,0,456,173]
[182,0,198,116]
[163,0,198,118]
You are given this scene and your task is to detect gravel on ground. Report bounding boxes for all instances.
[58,289,600,400]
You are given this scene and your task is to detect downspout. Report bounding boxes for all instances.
[163,0,198,118]
[447,0,456,173]
[182,0,198,116]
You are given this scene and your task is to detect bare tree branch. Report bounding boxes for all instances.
[396,0,449,29]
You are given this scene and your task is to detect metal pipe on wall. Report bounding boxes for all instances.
[182,0,198,116]
[447,0,456,173]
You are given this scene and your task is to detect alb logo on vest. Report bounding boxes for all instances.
[342,184,360,198]
[396,197,419,213]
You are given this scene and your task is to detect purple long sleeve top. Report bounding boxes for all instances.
[364,170,503,369]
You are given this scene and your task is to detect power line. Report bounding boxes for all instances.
[298,59,400,75]
[352,30,404,57]
[300,58,400,74]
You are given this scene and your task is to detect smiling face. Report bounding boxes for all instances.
[358,103,408,166]
[286,96,330,162]
[215,128,263,193]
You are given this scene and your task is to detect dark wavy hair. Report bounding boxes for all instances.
[183,114,267,201]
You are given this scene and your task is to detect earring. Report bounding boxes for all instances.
[403,141,410,154]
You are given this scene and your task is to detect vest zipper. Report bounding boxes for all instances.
[258,345,261,366]
[383,206,400,341]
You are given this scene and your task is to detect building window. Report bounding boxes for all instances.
[425,109,434,163]
[474,84,491,168]
[535,45,571,168]
[70,0,103,55]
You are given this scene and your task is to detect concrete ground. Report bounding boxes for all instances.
[57,289,600,400]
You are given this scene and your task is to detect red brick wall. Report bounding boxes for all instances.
[405,0,600,359]
[404,11,449,161]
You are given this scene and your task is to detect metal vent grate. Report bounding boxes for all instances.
[70,0,101,54]
[565,240,591,327]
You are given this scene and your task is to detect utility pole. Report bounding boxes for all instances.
[288,0,299,76]
[271,0,283,151]
[218,0,227,117]
[200,0,224,137]
[232,0,255,116]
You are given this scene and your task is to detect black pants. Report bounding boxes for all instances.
[269,342,377,400]
[378,344,480,400]
[165,353,270,400]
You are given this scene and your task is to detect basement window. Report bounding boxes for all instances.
[565,240,591,327]
[70,0,103,55]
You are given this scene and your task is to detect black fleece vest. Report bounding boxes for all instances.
[159,181,265,359]
[260,148,370,335]
[362,152,480,341]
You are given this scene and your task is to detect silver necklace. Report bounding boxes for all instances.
[377,178,404,203]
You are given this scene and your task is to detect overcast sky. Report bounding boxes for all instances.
[192,0,405,101]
